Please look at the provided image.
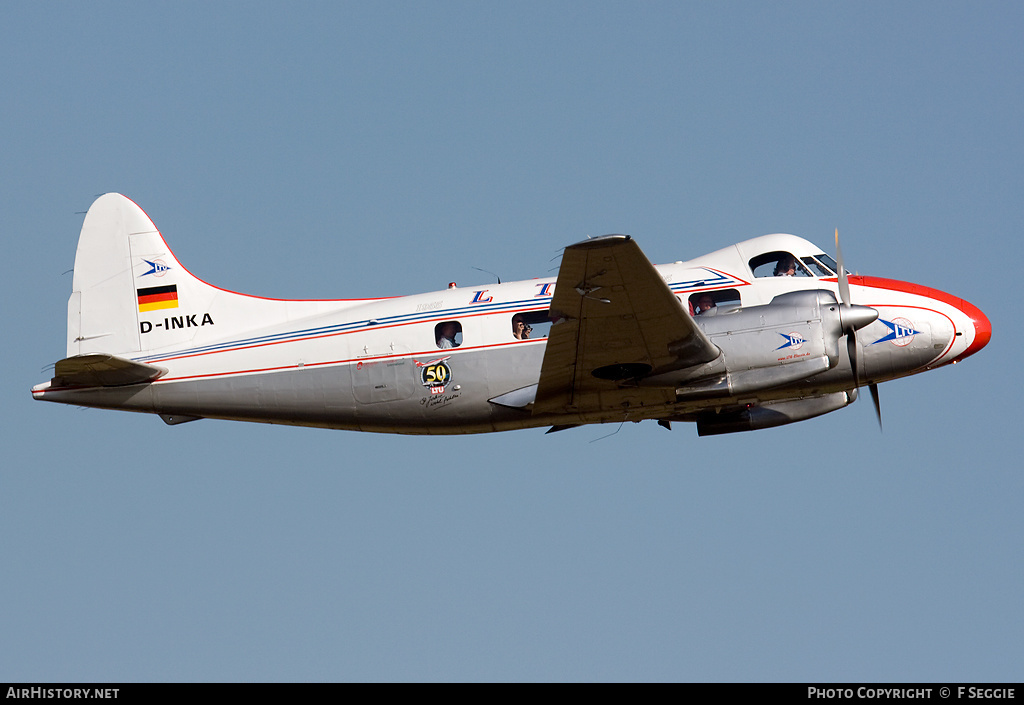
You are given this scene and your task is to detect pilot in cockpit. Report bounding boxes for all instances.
[774,254,798,276]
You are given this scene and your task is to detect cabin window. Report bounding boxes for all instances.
[749,251,813,278]
[511,311,552,340]
[689,288,742,316]
[435,321,463,349]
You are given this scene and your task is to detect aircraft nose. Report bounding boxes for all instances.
[852,276,990,367]
[952,296,991,362]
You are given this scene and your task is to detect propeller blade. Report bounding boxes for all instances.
[835,228,851,305]
[869,383,882,431]
[835,228,882,429]
[840,301,877,399]
[847,327,861,391]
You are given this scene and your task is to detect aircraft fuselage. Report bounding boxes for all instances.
[33,199,990,436]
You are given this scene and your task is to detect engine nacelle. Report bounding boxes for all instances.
[700,289,845,369]
[665,290,851,398]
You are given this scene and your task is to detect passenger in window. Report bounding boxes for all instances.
[512,314,532,340]
[436,321,460,349]
[774,254,798,276]
[694,294,716,315]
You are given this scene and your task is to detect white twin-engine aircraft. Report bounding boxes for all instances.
[33,194,991,436]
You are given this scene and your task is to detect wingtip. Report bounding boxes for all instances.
[566,234,634,249]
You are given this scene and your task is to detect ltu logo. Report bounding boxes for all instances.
[140,259,171,277]
[776,332,805,351]
[889,318,917,346]
[873,318,920,347]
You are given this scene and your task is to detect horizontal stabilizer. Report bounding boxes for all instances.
[52,354,166,388]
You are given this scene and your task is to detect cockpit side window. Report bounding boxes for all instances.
[749,251,813,278]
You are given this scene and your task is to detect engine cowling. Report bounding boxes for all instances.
[667,289,863,398]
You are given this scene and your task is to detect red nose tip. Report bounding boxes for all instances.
[956,296,991,362]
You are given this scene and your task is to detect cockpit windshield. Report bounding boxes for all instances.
[749,250,837,278]
[814,253,840,275]
[801,256,834,277]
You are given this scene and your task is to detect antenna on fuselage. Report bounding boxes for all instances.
[471,266,501,284]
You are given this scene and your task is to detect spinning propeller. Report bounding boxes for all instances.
[834,229,882,429]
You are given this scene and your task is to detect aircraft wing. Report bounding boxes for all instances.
[532,235,721,415]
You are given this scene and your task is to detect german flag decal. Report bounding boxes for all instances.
[137,284,178,312]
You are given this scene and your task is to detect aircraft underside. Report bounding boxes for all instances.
[37,341,917,435]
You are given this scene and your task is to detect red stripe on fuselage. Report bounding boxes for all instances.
[143,305,553,364]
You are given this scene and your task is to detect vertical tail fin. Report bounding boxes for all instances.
[67,193,361,362]
[68,193,219,357]
[65,192,298,360]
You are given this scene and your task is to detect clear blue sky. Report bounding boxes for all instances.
[2,1,1021,682]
